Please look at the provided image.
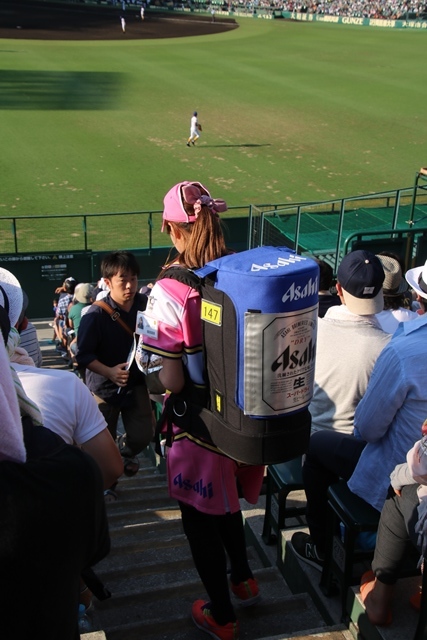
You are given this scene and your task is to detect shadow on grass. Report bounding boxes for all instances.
[201,144,272,148]
[0,70,123,109]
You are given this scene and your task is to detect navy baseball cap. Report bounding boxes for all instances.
[337,250,384,315]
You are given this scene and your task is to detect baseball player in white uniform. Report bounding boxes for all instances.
[187,111,201,147]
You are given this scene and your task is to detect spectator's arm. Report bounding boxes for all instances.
[85,358,130,387]
[354,342,407,442]
[81,429,124,489]
[390,462,416,494]
[72,377,124,487]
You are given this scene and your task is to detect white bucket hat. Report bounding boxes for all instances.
[0,268,23,328]
[406,259,427,300]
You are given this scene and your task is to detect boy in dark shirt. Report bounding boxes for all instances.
[77,251,154,480]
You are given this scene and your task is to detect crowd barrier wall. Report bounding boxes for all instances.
[0,248,169,319]
[0,216,249,318]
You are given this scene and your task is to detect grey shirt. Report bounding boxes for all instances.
[310,305,391,434]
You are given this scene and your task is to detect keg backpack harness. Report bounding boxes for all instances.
[154,246,318,466]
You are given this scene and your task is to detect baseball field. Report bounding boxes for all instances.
[1,3,427,223]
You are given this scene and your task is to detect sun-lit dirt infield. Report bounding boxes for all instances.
[0,1,238,40]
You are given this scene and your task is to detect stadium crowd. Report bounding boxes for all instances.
[197,0,427,19]
[280,0,426,18]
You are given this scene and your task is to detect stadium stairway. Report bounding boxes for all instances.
[34,321,421,640]
[82,454,353,640]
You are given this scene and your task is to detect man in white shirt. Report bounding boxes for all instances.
[291,250,389,567]
[14,363,123,489]
[310,250,390,434]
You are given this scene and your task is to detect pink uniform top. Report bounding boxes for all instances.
[140,270,264,515]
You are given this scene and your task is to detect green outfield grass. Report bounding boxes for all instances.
[1,17,427,220]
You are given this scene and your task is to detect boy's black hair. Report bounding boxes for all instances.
[63,279,77,294]
[101,251,140,280]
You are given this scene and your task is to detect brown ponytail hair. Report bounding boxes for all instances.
[161,191,229,274]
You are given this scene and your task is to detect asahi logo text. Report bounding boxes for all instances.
[251,255,306,272]
[271,339,316,373]
[173,473,213,500]
[282,277,318,303]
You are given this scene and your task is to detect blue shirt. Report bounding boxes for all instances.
[57,293,73,318]
[348,313,427,511]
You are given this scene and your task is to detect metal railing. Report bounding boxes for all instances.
[3,177,427,261]
[248,176,427,272]
[0,206,251,255]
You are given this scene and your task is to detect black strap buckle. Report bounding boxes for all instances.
[111,310,120,321]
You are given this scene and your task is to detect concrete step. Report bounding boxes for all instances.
[86,449,343,640]
[91,587,326,640]
[97,540,267,586]
[259,631,353,640]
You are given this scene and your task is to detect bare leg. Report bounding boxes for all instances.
[360,571,393,626]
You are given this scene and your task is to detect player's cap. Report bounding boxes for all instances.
[193,111,197,116]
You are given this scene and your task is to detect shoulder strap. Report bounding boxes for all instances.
[159,266,202,292]
[154,265,213,453]
[93,300,133,337]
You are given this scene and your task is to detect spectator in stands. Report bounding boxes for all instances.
[313,257,340,317]
[375,254,418,334]
[406,258,427,315]
[12,360,124,489]
[291,288,427,568]
[309,250,390,434]
[53,276,77,354]
[0,266,123,489]
[282,0,424,19]
[68,282,95,359]
[360,421,427,625]
[0,311,111,640]
[93,277,110,301]
[0,269,36,370]
[16,290,43,367]
[76,251,154,487]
